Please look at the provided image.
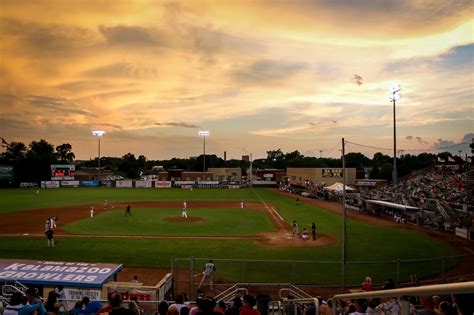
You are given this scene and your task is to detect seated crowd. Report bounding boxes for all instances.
[1,284,472,315]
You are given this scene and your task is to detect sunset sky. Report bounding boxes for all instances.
[1,0,472,160]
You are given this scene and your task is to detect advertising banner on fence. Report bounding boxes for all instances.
[79,181,100,187]
[41,181,60,189]
[116,180,133,188]
[135,180,152,188]
[0,165,14,181]
[0,259,122,288]
[154,181,171,188]
[61,181,80,188]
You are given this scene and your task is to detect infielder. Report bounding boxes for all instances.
[198,259,216,290]
[181,207,188,219]
[90,206,94,219]
[103,200,108,209]
[240,199,244,209]
[183,200,187,209]
[50,216,58,229]
[292,220,299,235]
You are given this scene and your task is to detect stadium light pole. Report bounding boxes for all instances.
[390,84,401,185]
[91,130,106,182]
[199,131,209,177]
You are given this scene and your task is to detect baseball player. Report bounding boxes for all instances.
[50,216,58,229]
[198,259,216,289]
[103,200,108,209]
[311,222,316,240]
[183,200,187,209]
[90,206,94,219]
[125,204,132,217]
[44,219,51,232]
[292,220,299,235]
[181,207,188,219]
[240,199,244,209]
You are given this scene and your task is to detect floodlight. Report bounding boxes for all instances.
[391,84,401,93]
[92,130,106,137]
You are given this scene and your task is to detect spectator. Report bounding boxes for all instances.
[225,297,242,315]
[417,296,436,315]
[347,303,356,314]
[438,301,453,315]
[284,295,295,315]
[350,299,367,315]
[128,297,143,315]
[181,307,190,315]
[44,291,62,315]
[158,301,169,315]
[19,288,46,315]
[214,302,226,315]
[240,295,260,315]
[3,293,24,315]
[362,277,373,292]
[70,301,84,314]
[453,294,474,315]
[196,297,219,315]
[108,292,134,315]
[82,297,102,313]
[131,276,139,283]
[168,306,180,315]
[432,296,441,313]
[169,295,188,313]
[366,299,379,315]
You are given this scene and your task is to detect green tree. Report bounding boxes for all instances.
[1,142,27,162]
[56,143,75,163]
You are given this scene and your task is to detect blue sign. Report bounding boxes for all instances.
[80,180,100,187]
[0,259,122,288]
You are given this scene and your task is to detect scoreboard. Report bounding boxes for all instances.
[51,164,75,180]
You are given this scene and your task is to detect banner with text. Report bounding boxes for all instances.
[0,259,122,287]
[41,181,60,189]
[154,181,171,188]
[116,180,133,188]
[135,180,152,188]
[61,181,80,188]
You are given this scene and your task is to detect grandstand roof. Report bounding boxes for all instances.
[366,200,419,211]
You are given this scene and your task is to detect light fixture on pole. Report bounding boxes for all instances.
[91,130,106,182]
[198,130,210,176]
[390,84,401,184]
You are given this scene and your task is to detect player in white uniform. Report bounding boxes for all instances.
[183,200,187,209]
[240,199,244,209]
[103,200,108,209]
[50,216,57,229]
[198,259,216,289]
[90,206,94,218]
[181,207,188,219]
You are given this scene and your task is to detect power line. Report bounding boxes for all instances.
[345,140,469,153]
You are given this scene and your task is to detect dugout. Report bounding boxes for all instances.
[0,259,122,308]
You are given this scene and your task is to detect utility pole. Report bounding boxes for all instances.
[341,138,347,292]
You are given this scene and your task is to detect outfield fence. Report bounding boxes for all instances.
[171,254,474,298]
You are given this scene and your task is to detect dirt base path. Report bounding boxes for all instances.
[0,200,334,248]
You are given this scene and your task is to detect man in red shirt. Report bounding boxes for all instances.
[239,295,260,315]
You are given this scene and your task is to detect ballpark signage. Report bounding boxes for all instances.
[154,181,171,188]
[51,165,75,180]
[322,168,343,178]
[0,259,122,288]
[61,180,80,187]
[41,181,60,189]
[135,180,152,188]
[116,180,133,188]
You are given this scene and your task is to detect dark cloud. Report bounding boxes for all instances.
[231,59,307,85]
[0,18,95,56]
[385,44,474,73]
[155,122,200,128]
[405,135,428,144]
[24,95,94,116]
[98,25,162,46]
[82,62,158,78]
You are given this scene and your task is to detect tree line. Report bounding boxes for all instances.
[0,139,465,182]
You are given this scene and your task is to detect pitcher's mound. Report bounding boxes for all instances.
[163,216,204,223]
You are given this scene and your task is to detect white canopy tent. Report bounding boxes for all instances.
[324,182,356,192]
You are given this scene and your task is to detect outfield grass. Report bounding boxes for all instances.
[0,188,460,284]
[63,208,277,236]
[0,188,259,214]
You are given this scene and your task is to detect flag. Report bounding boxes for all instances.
[448,156,456,163]
[1,137,8,145]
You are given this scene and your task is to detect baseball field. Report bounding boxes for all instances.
[0,187,468,286]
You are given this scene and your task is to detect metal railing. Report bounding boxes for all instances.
[332,281,474,315]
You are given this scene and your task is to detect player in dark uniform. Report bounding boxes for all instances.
[311,222,316,240]
[125,205,132,217]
